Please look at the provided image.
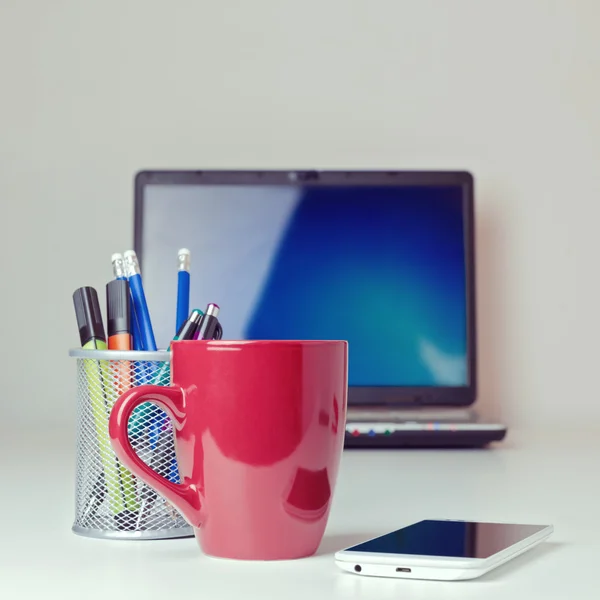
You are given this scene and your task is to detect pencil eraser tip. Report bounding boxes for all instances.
[111,253,123,262]
[178,248,190,255]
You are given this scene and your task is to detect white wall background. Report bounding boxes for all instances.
[1,0,598,432]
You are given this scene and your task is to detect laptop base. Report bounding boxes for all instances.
[343,407,507,449]
[344,426,507,449]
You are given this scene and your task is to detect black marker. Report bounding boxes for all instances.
[195,303,221,340]
[73,287,106,349]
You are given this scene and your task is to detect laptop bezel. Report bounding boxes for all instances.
[134,169,477,408]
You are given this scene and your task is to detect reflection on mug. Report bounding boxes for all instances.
[332,394,339,434]
[318,410,330,427]
[319,394,339,434]
[283,467,331,522]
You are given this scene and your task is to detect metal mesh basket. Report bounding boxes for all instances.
[69,349,193,540]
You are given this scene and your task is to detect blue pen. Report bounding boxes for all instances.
[176,248,191,335]
[131,310,143,351]
[112,253,142,350]
[123,250,157,352]
[123,250,157,441]
[111,253,126,281]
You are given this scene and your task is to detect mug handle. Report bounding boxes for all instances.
[108,385,203,527]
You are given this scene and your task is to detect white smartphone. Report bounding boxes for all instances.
[335,519,553,581]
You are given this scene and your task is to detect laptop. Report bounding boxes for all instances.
[134,169,507,448]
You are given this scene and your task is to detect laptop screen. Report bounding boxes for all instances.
[138,175,470,392]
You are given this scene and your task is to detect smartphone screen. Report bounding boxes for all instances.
[343,520,548,559]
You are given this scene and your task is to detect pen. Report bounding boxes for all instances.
[195,303,221,340]
[153,308,205,487]
[122,250,157,454]
[112,253,142,350]
[176,248,191,335]
[132,308,205,517]
[128,308,204,440]
[73,286,138,523]
[213,321,223,340]
[174,307,204,341]
[152,308,204,388]
[135,421,179,530]
[123,250,157,352]
[111,253,126,281]
[123,249,155,447]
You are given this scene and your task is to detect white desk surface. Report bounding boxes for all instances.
[1,426,597,599]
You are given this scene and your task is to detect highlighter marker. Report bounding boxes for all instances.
[106,281,141,521]
[176,248,191,335]
[73,287,139,523]
[112,253,142,350]
[195,303,221,340]
[106,279,140,517]
[106,278,136,431]
[107,279,131,350]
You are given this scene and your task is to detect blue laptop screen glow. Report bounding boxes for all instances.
[141,183,468,387]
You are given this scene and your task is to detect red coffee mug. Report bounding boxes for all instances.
[109,340,348,560]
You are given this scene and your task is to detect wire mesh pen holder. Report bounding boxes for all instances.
[69,349,193,540]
